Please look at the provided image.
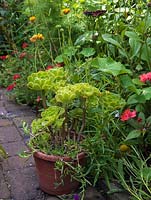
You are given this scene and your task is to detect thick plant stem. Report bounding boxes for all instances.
[41,90,47,109]
[78,98,86,139]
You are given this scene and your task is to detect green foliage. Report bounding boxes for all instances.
[0,144,7,159]
[2,0,151,198]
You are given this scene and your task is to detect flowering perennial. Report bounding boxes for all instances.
[30,33,44,42]
[19,52,27,59]
[46,65,54,70]
[6,82,16,91]
[62,8,70,14]
[120,108,136,121]
[0,55,9,60]
[139,72,151,83]
[73,194,80,200]
[22,42,28,49]
[13,74,21,80]
[29,16,36,22]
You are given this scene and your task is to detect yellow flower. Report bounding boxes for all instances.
[30,33,44,43]
[29,16,36,22]
[36,33,44,40]
[119,144,130,152]
[62,8,70,14]
[30,34,37,42]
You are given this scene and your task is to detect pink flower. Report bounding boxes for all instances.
[139,72,151,83]
[6,82,16,91]
[120,108,137,121]
[19,52,27,59]
[46,65,54,70]
[36,96,41,102]
[22,42,28,49]
[13,74,21,80]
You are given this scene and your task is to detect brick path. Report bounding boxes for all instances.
[0,89,130,200]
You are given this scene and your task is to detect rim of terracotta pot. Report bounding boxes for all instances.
[33,151,85,162]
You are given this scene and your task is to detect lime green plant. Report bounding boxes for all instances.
[26,67,102,156]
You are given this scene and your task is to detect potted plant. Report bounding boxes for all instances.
[23,67,102,195]
[22,67,126,196]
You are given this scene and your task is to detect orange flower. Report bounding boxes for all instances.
[29,16,36,22]
[30,33,44,43]
[62,8,70,14]
[36,33,44,40]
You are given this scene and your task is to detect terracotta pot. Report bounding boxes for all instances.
[33,151,86,195]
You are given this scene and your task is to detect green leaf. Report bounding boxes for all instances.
[142,87,151,100]
[140,44,151,62]
[125,31,140,40]
[129,38,141,59]
[119,74,137,93]
[63,46,77,57]
[141,167,151,181]
[91,57,131,76]
[74,31,98,45]
[80,48,95,57]
[125,130,141,141]
[18,151,32,158]
[102,34,122,48]
[127,94,139,105]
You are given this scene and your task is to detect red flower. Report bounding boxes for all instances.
[6,82,16,91]
[120,108,137,121]
[0,55,8,60]
[13,74,21,80]
[19,52,27,59]
[22,42,28,49]
[46,65,54,70]
[139,72,151,83]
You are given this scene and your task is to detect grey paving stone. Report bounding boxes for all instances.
[5,167,44,200]
[0,126,22,144]
[0,101,4,107]
[0,107,7,116]
[104,181,130,200]
[0,167,10,199]
[0,119,13,127]
[12,116,35,128]
[2,155,34,171]
[2,141,28,157]
[46,197,60,200]
[84,186,106,200]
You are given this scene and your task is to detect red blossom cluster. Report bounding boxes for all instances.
[22,42,28,49]
[120,108,137,121]
[0,55,8,60]
[6,82,16,91]
[19,52,27,59]
[6,74,21,91]
[13,74,21,80]
[139,72,151,83]
[46,65,54,70]
[46,62,65,70]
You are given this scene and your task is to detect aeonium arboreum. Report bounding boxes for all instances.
[25,67,103,157]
